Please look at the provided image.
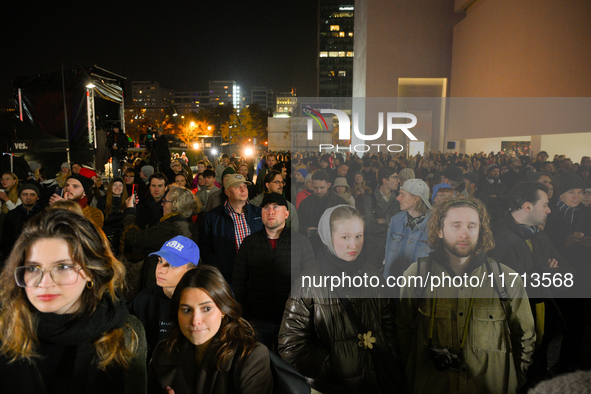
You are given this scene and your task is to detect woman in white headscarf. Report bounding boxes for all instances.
[279,205,400,394]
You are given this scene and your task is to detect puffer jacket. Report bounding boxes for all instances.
[278,261,396,394]
[384,211,432,278]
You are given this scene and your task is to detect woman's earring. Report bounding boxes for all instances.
[86,280,94,289]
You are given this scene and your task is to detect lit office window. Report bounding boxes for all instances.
[346,51,354,57]
[329,51,339,57]
[338,51,346,57]
[328,71,335,76]
[349,32,353,37]
[339,32,345,37]
[330,25,340,31]
[320,51,328,57]
[339,71,346,77]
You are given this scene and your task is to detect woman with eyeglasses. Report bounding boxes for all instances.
[148,265,272,394]
[0,209,147,393]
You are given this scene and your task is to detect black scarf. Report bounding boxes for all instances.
[407,212,427,231]
[318,244,368,278]
[35,296,129,392]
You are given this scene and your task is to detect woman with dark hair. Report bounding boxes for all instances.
[148,265,273,394]
[173,173,191,189]
[98,177,129,253]
[0,209,147,393]
[279,205,397,394]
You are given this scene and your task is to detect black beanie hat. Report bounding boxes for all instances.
[556,171,586,197]
[67,174,94,198]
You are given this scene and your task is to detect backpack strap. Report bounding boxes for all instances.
[486,257,509,301]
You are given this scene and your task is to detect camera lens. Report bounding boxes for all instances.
[434,355,451,372]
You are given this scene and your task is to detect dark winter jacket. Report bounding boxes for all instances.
[106,130,129,160]
[199,202,263,284]
[149,337,272,394]
[475,177,510,223]
[135,194,164,229]
[489,214,574,299]
[2,204,43,258]
[233,227,314,323]
[130,285,171,362]
[297,190,347,236]
[278,261,396,394]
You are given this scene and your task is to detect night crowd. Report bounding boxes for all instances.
[1,137,591,393]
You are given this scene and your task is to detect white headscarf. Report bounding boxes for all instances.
[318,204,351,256]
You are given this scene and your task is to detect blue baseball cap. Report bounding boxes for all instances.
[149,236,199,267]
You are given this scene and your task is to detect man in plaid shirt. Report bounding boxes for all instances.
[200,174,263,284]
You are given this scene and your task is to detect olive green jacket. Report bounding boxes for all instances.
[396,257,535,394]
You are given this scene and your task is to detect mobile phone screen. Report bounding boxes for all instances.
[132,184,137,206]
[55,187,64,197]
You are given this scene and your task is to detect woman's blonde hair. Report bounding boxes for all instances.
[1,172,19,215]
[0,209,138,369]
[48,200,84,215]
[167,185,200,218]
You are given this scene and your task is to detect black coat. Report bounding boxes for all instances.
[489,214,573,299]
[297,190,347,236]
[475,177,509,223]
[2,204,43,258]
[233,227,315,323]
[106,130,129,160]
[135,194,164,229]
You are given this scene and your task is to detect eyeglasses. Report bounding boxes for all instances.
[15,263,83,287]
[270,181,285,185]
[161,199,172,204]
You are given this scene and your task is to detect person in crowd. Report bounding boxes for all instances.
[233,193,313,349]
[476,163,509,223]
[298,170,347,256]
[501,156,525,191]
[332,177,355,208]
[292,168,307,197]
[544,170,591,372]
[329,163,349,185]
[361,166,401,268]
[200,174,263,285]
[0,209,147,393]
[396,197,535,393]
[131,235,198,361]
[250,170,298,232]
[489,182,572,387]
[48,174,104,228]
[432,183,454,205]
[135,172,168,230]
[215,154,231,184]
[169,159,192,185]
[154,128,170,173]
[1,172,22,214]
[462,172,479,198]
[295,173,313,210]
[2,184,43,258]
[47,199,85,215]
[148,265,272,393]
[139,165,154,187]
[55,162,71,187]
[237,163,257,200]
[123,167,139,196]
[540,161,556,176]
[352,171,373,200]
[440,165,468,197]
[37,167,58,207]
[191,160,208,189]
[398,168,415,185]
[583,187,591,208]
[384,179,433,278]
[173,173,191,189]
[196,169,219,213]
[256,153,278,194]
[532,151,549,171]
[204,166,235,212]
[106,125,128,177]
[123,185,199,290]
[97,177,128,253]
[279,205,396,394]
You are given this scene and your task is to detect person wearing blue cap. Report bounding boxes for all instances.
[131,235,199,360]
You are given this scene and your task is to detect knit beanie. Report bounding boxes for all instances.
[67,174,93,198]
[20,183,40,196]
[221,166,236,178]
[61,162,71,171]
[556,171,586,197]
[297,168,308,178]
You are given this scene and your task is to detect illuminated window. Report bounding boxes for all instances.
[320,51,328,57]
[219,102,224,105]
[328,71,335,76]
[339,32,345,37]
[338,51,346,57]
[228,94,232,97]
[139,90,142,94]
[346,51,354,57]
[348,32,353,37]
[332,32,340,37]
[329,51,338,57]
[330,25,340,31]
[224,86,228,89]
[339,71,346,77]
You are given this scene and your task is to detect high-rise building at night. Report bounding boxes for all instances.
[318,1,354,97]
[250,86,274,111]
[209,80,241,111]
[131,81,174,106]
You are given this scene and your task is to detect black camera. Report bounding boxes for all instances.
[428,345,462,372]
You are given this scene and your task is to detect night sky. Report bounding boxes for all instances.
[1,0,319,102]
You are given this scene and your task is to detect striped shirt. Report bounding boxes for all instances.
[225,200,251,250]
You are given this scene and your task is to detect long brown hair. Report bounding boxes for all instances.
[0,209,137,369]
[167,265,257,370]
[427,196,494,256]
[1,172,19,215]
[104,177,128,218]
